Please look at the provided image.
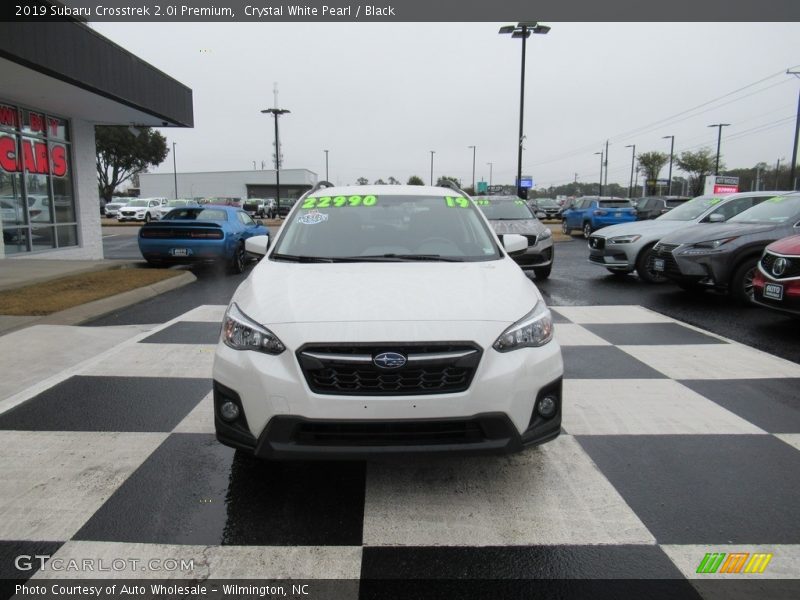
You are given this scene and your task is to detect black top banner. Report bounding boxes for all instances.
[5,0,800,22]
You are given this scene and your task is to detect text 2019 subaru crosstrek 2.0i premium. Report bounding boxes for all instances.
[212,183,564,459]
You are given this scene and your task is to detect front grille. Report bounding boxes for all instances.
[588,236,605,250]
[653,243,681,275]
[297,343,482,396]
[761,252,800,280]
[292,420,486,446]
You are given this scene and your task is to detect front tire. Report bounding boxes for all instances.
[583,222,593,239]
[731,258,758,305]
[561,220,570,235]
[144,213,151,223]
[636,245,667,283]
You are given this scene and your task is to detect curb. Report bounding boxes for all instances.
[0,271,197,334]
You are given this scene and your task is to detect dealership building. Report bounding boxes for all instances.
[0,19,193,260]
[140,169,317,202]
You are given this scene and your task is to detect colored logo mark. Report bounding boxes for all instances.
[696,552,773,574]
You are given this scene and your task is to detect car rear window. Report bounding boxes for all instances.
[599,200,632,208]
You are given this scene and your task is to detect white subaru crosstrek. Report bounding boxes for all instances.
[212,183,563,459]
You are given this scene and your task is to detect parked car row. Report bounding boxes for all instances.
[581,190,800,316]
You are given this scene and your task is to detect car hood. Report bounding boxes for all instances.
[233,260,542,325]
[659,222,780,245]
[765,234,800,255]
[488,219,546,235]
[592,219,689,239]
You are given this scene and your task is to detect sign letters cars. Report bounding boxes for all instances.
[212,183,563,459]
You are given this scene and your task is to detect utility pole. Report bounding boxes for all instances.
[594,151,604,196]
[625,144,636,198]
[663,135,675,195]
[487,162,493,187]
[324,149,329,181]
[603,140,609,192]
[172,142,178,199]
[788,69,800,190]
[430,150,435,186]
[467,145,476,192]
[708,123,730,175]
[261,107,290,216]
[775,158,782,189]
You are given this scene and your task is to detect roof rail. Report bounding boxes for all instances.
[297,180,335,202]
[438,179,469,196]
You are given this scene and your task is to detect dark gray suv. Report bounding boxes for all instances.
[652,192,800,303]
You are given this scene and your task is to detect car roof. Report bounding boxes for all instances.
[309,185,461,197]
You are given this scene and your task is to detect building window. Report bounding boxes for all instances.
[0,100,77,255]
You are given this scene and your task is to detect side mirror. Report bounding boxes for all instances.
[502,233,528,255]
[708,213,725,223]
[255,220,264,226]
[245,234,270,256]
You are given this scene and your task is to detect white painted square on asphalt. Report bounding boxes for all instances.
[0,431,167,541]
[552,305,674,324]
[563,379,766,435]
[362,435,655,547]
[775,434,800,454]
[171,392,214,434]
[554,323,612,346]
[172,305,227,323]
[619,344,800,380]
[81,343,215,378]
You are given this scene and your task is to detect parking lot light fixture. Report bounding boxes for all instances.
[499,22,550,198]
[487,162,493,187]
[261,108,290,216]
[594,151,604,196]
[468,145,476,192]
[430,150,436,185]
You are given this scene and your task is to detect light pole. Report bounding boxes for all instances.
[324,149,329,181]
[603,140,609,192]
[261,107,290,216]
[486,162,493,187]
[430,150,435,185]
[499,21,550,199]
[788,69,800,190]
[172,142,178,198]
[594,151,603,196]
[624,144,635,198]
[663,135,675,195]
[775,158,782,189]
[467,145,476,192]
[708,123,730,175]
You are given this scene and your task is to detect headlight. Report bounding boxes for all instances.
[222,302,285,354]
[681,236,739,254]
[539,228,552,240]
[493,301,554,352]
[608,234,641,244]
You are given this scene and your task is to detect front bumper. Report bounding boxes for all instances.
[118,212,148,221]
[213,327,563,459]
[753,271,800,316]
[588,238,638,269]
[512,240,554,268]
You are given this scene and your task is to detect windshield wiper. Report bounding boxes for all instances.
[339,254,464,262]
[271,253,334,263]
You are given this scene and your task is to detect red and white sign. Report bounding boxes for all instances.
[0,136,68,177]
[704,175,739,195]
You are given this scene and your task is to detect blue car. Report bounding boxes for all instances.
[561,196,637,239]
[138,206,268,273]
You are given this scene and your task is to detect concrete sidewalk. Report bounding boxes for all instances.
[0,259,196,335]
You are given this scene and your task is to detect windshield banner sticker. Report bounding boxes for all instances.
[297,210,329,225]
[445,196,470,208]
[302,195,377,209]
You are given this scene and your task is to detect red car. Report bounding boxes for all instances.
[753,234,800,316]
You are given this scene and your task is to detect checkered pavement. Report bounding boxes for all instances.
[1,305,799,598]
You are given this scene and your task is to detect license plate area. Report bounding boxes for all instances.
[170,248,190,257]
[653,258,665,272]
[764,283,784,301]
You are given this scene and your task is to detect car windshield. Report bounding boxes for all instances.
[272,193,501,262]
[164,208,228,221]
[537,198,559,208]
[474,197,534,220]
[599,200,632,208]
[729,195,800,224]
[657,195,726,221]
[127,200,148,207]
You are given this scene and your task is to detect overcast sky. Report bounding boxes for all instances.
[92,22,800,190]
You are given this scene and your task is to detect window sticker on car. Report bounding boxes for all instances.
[767,196,787,203]
[297,210,329,225]
[475,199,490,205]
[445,196,470,208]
[708,198,723,205]
[302,195,376,209]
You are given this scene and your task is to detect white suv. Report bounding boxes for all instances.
[117,198,165,222]
[212,183,563,459]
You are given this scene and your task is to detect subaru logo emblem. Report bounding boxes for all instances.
[772,257,788,278]
[373,352,407,369]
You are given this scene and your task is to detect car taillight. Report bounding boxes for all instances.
[141,229,172,238]
[189,230,223,239]
[594,209,608,216]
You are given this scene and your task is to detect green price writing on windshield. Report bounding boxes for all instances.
[475,199,490,206]
[302,195,377,209]
[445,196,470,208]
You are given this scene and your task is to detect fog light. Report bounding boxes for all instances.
[220,401,240,422]
[537,395,557,418]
